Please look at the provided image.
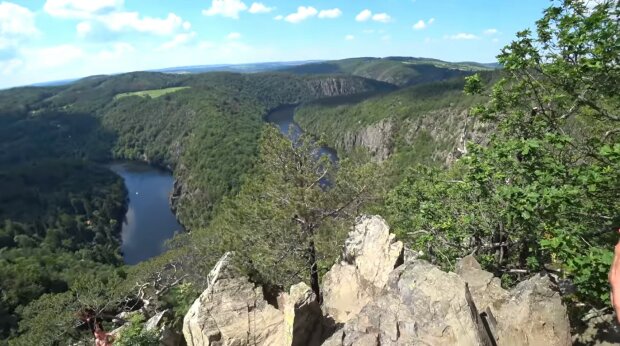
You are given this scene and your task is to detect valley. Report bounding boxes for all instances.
[0,1,618,343]
[0,60,485,342]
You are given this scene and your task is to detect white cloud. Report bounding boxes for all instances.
[483,28,499,35]
[284,6,317,23]
[345,34,354,40]
[226,32,241,40]
[248,2,273,14]
[0,58,22,75]
[355,9,372,22]
[413,20,426,30]
[97,41,134,59]
[1,2,38,37]
[372,13,391,23]
[202,0,248,19]
[28,44,85,69]
[274,15,283,20]
[158,32,196,50]
[2,37,283,88]
[318,8,342,19]
[0,2,38,59]
[100,12,187,36]
[445,32,479,40]
[76,21,92,37]
[44,0,191,39]
[413,18,434,30]
[44,0,123,19]
[381,35,391,41]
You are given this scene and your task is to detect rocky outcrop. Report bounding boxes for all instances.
[457,255,572,345]
[183,216,572,346]
[144,310,184,346]
[306,77,391,98]
[183,253,285,346]
[279,282,324,346]
[339,120,393,162]
[323,261,490,346]
[183,253,326,346]
[322,216,403,323]
[325,250,572,346]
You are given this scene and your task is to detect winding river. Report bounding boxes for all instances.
[110,105,334,265]
[265,105,338,162]
[109,162,183,265]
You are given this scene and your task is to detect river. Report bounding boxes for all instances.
[110,105,331,265]
[265,105,338,162]
[109,162,183,265]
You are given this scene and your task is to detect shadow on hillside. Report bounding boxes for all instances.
[305,90,394,108]
[0,110,116,165]
[572,314,620,345]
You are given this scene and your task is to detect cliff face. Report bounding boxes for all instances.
[305,76,392,98]
[330,107,489,165]
[182,215,572,346]
[338,119,394,162]
[163,75,391,230]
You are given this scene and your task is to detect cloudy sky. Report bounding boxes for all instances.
[1,0,549,88]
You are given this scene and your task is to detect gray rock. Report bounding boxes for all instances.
[340,119,393,162]
[492,274,572,346]
[281,282,323,346]
[323,260,487,345]
[573,313,620,345]
[144,309,169,332]
[456,256,572,345]
[456,255,509,312]
[322,215,403,324]
[182,252,285,346]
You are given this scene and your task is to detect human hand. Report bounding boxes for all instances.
[609,230,620,323]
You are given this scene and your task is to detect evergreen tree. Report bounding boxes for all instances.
[210,126,379,300]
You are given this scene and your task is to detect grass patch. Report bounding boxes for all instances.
[114,86,190,100]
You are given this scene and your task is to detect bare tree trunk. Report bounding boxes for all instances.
[308,240,322,304]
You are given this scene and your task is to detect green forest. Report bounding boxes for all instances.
[0,0,618,344]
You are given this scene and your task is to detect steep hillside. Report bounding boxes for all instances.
[0,70,389,340]
[295,74,496,173]
[280,57,495,87]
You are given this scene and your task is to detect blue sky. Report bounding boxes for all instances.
[0,0,551,88]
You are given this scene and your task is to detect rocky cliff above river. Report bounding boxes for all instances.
[181,215,572,346]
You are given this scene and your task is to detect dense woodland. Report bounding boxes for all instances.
[0,0,618,344]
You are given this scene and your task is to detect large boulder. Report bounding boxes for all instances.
[457,255,572,345]
[322,261,490,345]
[183,253,325,346]
[456,255,509,311]
[491,275,571,345]
[182,253,285,346]
[321,232,571,346]
[322,216,403,323]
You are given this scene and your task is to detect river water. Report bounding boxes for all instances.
[110,105,332,265]
[109,162,183,265]
[265,105,338,162]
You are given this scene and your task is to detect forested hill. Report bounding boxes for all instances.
[0,62,496,343]
[278,56,496,87]
[2,4,617,340]
[0,69,403,341]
